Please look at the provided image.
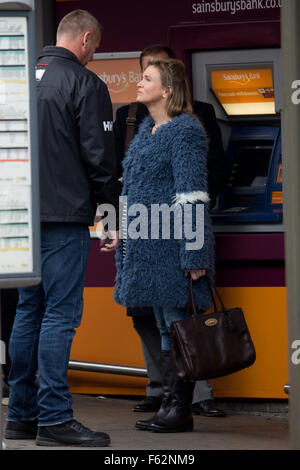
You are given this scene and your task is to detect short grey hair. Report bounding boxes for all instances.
[57,9,102,40]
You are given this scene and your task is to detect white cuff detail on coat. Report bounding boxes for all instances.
[173,191,210,206]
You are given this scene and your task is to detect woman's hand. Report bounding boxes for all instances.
[100,230,119,252]
[184,269,206,281]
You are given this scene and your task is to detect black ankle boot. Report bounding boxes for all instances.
[135,351,174,431]
[150,378,195,433]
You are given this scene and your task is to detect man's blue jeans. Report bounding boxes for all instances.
[8,223,91,426]
[153,306,187,351]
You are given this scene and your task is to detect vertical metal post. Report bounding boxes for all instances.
[0,291,3,450]
[281,0,300,450]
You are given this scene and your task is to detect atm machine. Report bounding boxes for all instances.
[190,49,287,400]
[205,58,283,225]
[212,125,282,224]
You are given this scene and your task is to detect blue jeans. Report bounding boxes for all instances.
[153,306,187,351]
[8,223,91,426]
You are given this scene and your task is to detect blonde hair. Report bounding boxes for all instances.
[57,9,102,40]
[147,59,193,117]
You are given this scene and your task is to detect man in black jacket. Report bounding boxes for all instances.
[5,10,120,447]
[113,44,228,418]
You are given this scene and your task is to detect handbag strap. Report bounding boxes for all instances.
[125,102,139,154]
[187,277,197,316]
[205,276,226,312]
[187,275,226,316]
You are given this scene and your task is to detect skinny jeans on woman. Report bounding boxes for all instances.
[152,306,187,351]
[7,222,90,426]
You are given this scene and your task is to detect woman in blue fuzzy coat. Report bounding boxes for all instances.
[114,59,215,433]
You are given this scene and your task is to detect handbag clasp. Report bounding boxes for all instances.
[205,318,218,327]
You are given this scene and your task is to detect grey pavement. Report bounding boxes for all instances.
[1,394,290,451]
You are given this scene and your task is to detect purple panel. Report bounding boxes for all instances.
[216,264,285,287]
[85,240,116,287]
[85,236,286,288]
[169,21,280,60]
[215,233,285,261]
[214,233,286,287]
[56,1,281,54]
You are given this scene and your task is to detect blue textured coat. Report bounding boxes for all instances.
[114,113,215,310]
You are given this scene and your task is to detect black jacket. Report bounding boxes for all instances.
[36,46,120,225]
[113,101,228,209]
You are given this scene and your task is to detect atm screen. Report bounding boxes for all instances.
[230,141,272,188]
[210,68,276,116]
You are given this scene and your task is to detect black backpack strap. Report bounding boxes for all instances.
[125,102,139,154]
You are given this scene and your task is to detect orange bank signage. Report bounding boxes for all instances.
[87,57,141,104]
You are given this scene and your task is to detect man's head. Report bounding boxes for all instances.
[140,44,176,72]
[56,10,102,66]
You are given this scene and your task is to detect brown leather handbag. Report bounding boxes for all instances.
[170,276,256,380]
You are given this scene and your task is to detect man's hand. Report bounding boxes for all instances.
[184,269,206,281]
[100,230,119,252]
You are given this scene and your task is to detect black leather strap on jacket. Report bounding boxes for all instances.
[125,102,139,154]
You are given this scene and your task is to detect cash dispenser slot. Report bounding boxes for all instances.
[212,126,282,224]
